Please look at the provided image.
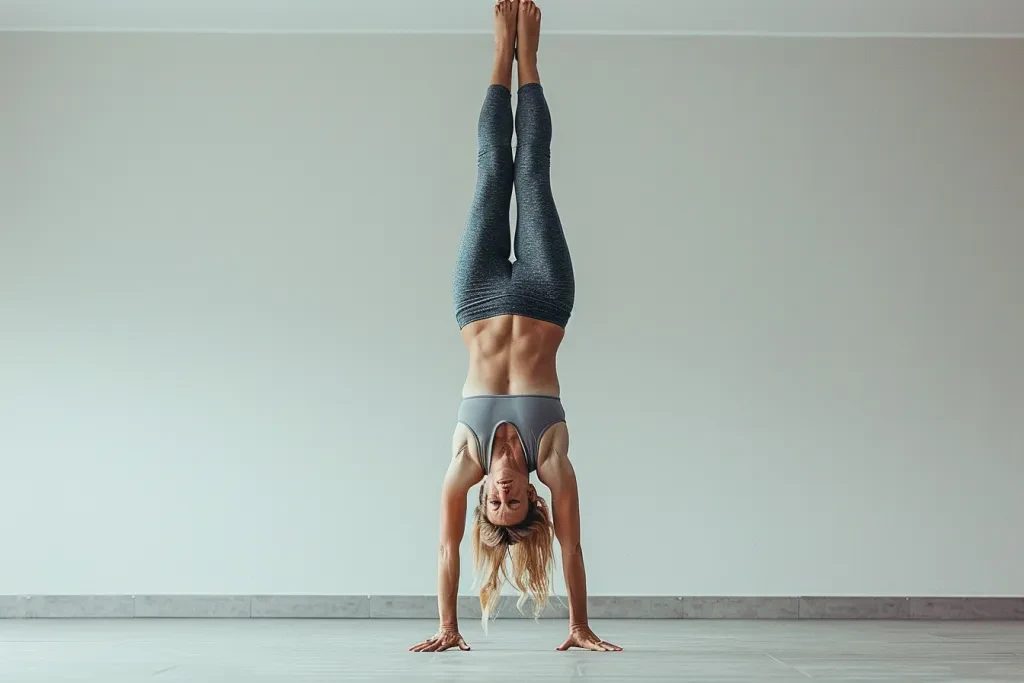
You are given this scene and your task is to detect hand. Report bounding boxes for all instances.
[409,626,471,653]
[556,624,622,652]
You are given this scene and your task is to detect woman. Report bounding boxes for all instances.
[410,1,621,654]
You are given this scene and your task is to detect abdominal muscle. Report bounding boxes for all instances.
[460,315,565,397]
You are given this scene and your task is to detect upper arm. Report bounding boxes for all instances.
[536,424,581,552]
[439,432,484,549]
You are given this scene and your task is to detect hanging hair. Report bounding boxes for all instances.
[471,484,555,632]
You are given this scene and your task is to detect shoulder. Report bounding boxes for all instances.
[536,422,575,493]
[446,425,485,492]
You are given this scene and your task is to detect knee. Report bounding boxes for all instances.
[477,147,513,174]
[513,148,550,177]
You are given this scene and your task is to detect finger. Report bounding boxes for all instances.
[556,637,573,651]
[421,640,442,653]
[602,641,623,652]
[440,638,465,652]
[459,638,471,651]
[584,639,605,652]
[410,641,430,652]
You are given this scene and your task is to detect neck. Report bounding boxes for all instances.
[490,446,528,475]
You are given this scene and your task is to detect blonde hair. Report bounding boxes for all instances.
[471,485,555,631]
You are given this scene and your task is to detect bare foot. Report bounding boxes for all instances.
[494,0,518,56]
[517,1,541,61]
[490,1,518,88]
[517,1,541,85]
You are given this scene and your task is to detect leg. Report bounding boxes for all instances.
[517,0,542,88]
[510,2,575,328]
[453,2,519,329]
[491,0,518,91]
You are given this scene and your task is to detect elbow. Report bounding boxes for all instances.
[560,539,583,559]
[439,542,460,562]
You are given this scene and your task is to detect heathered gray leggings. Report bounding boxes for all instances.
[453,83,575,330]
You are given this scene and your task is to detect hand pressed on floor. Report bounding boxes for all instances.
[409,627,471,653]
[556,624,623,652]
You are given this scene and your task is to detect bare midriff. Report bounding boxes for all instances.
[460,315,564,397]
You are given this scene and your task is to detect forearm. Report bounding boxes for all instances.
[561,542,589,627]
[437,544,461,629]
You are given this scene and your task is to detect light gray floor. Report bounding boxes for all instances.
[1,619,1023,682]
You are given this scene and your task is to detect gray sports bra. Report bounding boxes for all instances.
[457,395,566,473]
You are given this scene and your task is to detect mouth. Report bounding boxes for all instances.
[498,479,513,485]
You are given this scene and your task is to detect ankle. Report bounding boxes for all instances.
[496,41,517,67]
[518,63,540,86]
[491,58,514,90]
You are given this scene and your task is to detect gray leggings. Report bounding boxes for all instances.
[453,83,575,330]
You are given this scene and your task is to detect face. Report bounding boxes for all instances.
[483,472,536,527]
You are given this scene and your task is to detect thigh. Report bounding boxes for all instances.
[510,201,574,315]
[453,221,513,326]
[509,240,574,327]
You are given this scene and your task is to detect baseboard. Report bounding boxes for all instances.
[1,596,1022,619]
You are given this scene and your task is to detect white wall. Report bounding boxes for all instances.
[1,34,1022,597]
